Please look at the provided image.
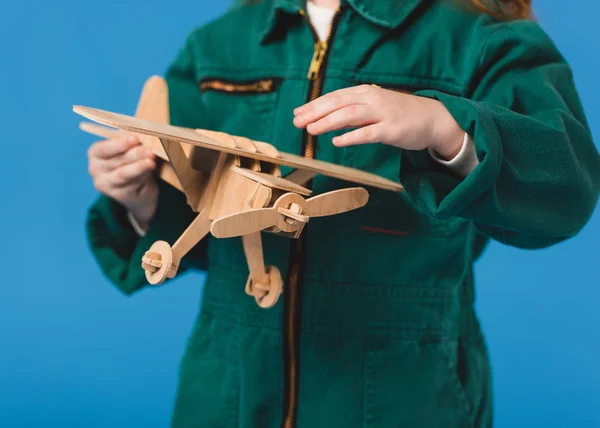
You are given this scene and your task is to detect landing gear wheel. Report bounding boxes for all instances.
[142,241,177,285]
[245,265,283,309]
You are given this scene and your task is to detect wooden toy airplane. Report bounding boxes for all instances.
[75,76,403,308]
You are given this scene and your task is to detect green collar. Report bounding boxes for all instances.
[261,0,425,43]
[344,0,425,28]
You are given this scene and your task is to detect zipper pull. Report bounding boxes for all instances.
[257,79,274,92]
[307,41,328,80]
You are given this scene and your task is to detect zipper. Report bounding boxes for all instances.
[281,8,343,428]
[199,78,279,94]
[300,7,342,159]
[307,41,328,81]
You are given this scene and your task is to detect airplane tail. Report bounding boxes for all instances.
[133,76,170,157]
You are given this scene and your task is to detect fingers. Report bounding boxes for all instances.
[293,85,370,128]
[88,135,154,178]
[109,179,154,204]
[332,124,386,147]
[305,104,377,136]
[87,135,159,214]
[88,135,139,160]
[293,85,388,147]
[93,158,156,195]
[100,144,155,172]
[109,158,157,188]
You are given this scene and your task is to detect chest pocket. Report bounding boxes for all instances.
[196,74,283,144]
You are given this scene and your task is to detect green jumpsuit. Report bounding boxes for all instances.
[85,0,600,426]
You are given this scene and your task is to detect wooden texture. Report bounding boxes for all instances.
[231,167,312,196]
[304,187,369,217]
[195,129,237,148]
[160,138,206,209]
[134,76,171,158]
[197,129,250,150]
[242,232,284,309]
[247,265,283,309]
[151,156,235,273]
[284,168,318,186]
[196,152,230,213]
[253,141,280,158]
[210,188,369,239]
[155,163,185,193]
[143,240,176,285]
[211,207,280,238]
[73,106,404,192]
[242,232,268,284]
[171,209,211,264]
[79,122,121,141]
[209,165,273,220]
[238,156,262,173]
[258,161,282,177]
[189,146,220,174]
[211,193,306,238]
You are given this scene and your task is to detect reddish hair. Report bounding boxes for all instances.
[470,0,533,20]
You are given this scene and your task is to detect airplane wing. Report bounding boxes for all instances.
[79,121,172,161]
[73,106,404,193]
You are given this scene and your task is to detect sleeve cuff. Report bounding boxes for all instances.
[127,210,148,237]
[86,179,195,295]
[400,89,503,219]
[428,132,480,178]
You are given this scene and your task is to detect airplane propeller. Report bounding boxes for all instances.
[210,187,369,239]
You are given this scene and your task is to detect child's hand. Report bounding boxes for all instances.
[87,135,158,229]
[293,84,464,160]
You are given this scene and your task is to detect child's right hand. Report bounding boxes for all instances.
[87,135,159,231]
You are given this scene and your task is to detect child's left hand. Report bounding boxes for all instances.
[293,84,465,160]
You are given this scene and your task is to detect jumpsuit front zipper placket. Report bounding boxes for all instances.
[281,7,343,428]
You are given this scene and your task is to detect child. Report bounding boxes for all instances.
[85,0,600,426]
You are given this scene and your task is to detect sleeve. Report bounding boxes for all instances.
[85,31,211,295]
[127,210,148,237]
[404,20,600,249]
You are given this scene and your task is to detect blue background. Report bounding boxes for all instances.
[1,1,598,427]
